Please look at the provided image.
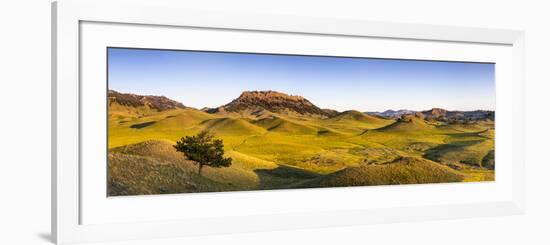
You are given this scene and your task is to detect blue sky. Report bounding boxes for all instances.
[108,48,495,111]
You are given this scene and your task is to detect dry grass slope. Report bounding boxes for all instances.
[108,154,238,195]
[299,157,464,188]
[109,140,262,195]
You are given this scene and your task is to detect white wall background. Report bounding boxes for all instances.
[0,0,548,244]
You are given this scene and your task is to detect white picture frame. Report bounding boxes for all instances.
[52,0,525,244]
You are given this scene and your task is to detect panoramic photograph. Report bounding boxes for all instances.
[107,47,495,196]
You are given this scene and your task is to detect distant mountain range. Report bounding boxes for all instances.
[366,108,494,122]
[366,109,416,119]
[108,90,185,111]
[108,89,494,122]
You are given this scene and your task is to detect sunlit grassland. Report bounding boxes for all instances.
[107,107,495,195]
[462,169,495,182]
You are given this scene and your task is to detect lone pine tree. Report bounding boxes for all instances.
[173,131,232,176]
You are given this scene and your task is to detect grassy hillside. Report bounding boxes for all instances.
[202,118,267,136]
[297,157,464,188]
[252,116,319,135]
[378,117,429,131]
[109,140,330,195]
[107,95,495,196]
[108,153,238,195]
[319,110,394,135]
[330,110,391,125]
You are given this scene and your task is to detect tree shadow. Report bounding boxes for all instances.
[253,165,321,190]
[130,121,156,129]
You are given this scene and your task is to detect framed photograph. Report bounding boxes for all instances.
[52,0,525,244]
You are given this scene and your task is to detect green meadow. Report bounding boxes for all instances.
[108,101,495,196]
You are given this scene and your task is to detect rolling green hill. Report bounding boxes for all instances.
[296,157,464,188]
[107,90,495,196]
[201,118,267,136]
[252,116,319,134]
[376,115,434,132]
[330,110,390,125]
[320,110,395,135]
